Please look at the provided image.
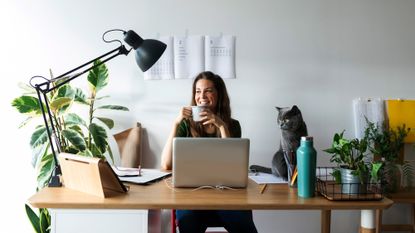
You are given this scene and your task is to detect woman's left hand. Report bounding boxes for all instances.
[199,109,225,128]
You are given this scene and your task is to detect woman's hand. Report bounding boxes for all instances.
[174,107,192,125]
[199,109,225,128]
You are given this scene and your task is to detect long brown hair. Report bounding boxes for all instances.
[189,71,231,137]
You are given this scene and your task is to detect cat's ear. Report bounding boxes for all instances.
[275,107,282,112]
[291,105,299,111]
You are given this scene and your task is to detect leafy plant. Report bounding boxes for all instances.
[323,130,383,183]
[364,119,409,163]
[25,204,50,233]
[12,61,128,232]
[364,119,413,191]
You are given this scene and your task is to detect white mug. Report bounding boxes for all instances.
[191,106,205,122]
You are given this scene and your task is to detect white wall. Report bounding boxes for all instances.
[1,0,414,232]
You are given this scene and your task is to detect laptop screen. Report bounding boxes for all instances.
[172,137,250,188]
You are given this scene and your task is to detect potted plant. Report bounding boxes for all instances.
[12,61,128,232]
[364,119,411,193]
[323,130,383,194]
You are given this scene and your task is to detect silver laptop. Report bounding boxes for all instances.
[172,137,250,188]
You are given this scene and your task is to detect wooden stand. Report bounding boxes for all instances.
[376,189,415,233]
[58,153,128,198]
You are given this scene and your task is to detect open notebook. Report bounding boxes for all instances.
[172,137,250,188]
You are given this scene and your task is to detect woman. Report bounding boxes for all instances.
[161,71,258,233]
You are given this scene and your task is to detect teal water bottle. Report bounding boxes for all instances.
[296,136,317,198]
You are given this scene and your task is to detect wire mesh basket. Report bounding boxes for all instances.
[316,167,384,201]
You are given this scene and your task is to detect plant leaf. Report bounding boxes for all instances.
[25,204,41,233]
[49,97,73,114]
[89,123,107,154]
[87,60,108,93]
[96,95,110,100]
[18,116,34,129]
[97,105,129,111]
[39,208,50,233]
[68,125,84,137]
[371,162,383,182]
[62,129,86,151]
[65,113,87,128]
[89,143,103,157]
[53,84,75,100]
[11,96,41,115]
[18,82,36,94]
[107,144,114,164]
[32,143,48,168]
[30,126,48,148]
[37,153,55,189]
[96,117,114,129]
[78,149,93,157]
[74,87,89,105]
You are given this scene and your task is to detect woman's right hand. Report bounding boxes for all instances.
[174,106,192,125]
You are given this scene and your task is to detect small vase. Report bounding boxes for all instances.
[340,168,367,194]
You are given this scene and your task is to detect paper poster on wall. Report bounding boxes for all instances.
[144,36,174,80]
[352,98,386,139]
[386,100,415,143]
[205,35,236,79]
[173,35,204,79]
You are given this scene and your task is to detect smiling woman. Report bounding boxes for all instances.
[160,71,257,233]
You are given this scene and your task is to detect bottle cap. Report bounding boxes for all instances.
[301,136,313,141]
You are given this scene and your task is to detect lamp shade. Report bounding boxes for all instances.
[123,30,166,72]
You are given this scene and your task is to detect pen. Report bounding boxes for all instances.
[260,184,267,194]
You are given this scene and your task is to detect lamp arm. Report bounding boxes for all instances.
[41,45,130,93]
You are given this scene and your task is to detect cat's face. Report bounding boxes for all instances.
[276,106,303,131]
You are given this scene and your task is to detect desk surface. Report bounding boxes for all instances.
[29,179,393,210]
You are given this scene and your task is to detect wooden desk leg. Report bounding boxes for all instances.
[321,210,331,233]
[375,209,382,233]
[360,210,376,233]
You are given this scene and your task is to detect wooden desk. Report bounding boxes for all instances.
[29,180,393,233]
[376,189,415,233]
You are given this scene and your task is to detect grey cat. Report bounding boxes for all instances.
[250,105,308,180]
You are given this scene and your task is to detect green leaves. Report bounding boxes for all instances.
[89,123,108,154]
[15,62,128,233]
[25,204,41,233]
[11,96,41,115]
[30,126,48,149]
[37,153,55,189]
[324,130,373,183]
[87,60,108,93]
[96,117,114,129]
[62,129,87,151]
[65,113,87,127]
[370,162,383,182]
[25,205,50,233]
[97,105,129,111]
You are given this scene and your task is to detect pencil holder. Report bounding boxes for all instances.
[284,151,297,188]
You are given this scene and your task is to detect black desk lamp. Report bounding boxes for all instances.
[29,29,166,187]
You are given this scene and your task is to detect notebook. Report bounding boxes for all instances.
[172,137,250,188]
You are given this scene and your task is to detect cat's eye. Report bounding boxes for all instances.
[278,118,290,124]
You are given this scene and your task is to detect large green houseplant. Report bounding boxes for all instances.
[12,61,128,233]
[364,119,412,192]
[323,130,383,194]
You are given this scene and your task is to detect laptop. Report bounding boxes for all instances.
[172,137,250,188]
